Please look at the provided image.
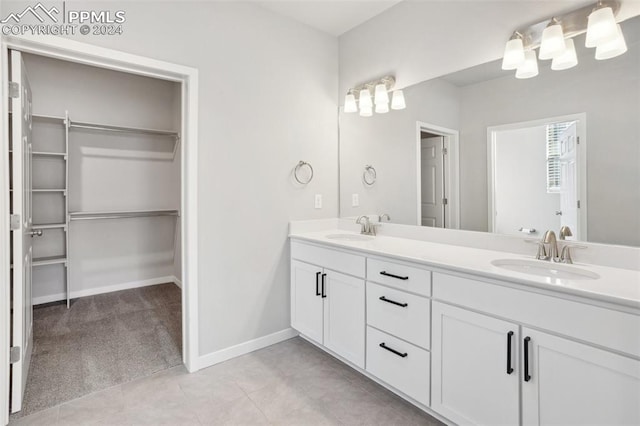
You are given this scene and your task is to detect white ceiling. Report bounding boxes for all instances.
[254,1,403,36]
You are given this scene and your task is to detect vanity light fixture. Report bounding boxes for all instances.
[344,92,358,113]
[551,38,579,70]
[586,3,618,47]
[343,75,406,116]
[539,18,566,60]
[391,90,406,110]
[595,24,627,59]
[501,32,526,70]
[501,1,627,79]
[515,50,539,79]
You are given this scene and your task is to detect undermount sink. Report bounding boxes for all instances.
[491,258,600,280]
[325,233,374,242]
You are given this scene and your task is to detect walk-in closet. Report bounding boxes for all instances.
[8,51,183,417]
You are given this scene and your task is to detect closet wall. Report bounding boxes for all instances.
[23,54,181,304]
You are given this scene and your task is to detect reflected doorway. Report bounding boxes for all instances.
[416,122,460,229]
[488,114,587,240]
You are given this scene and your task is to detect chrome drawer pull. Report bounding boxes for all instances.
[379,296,408,308]
[379,342,408,358]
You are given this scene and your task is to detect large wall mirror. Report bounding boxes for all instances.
[339,14,640,248]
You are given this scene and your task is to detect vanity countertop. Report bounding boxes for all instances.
[290,230,640,310]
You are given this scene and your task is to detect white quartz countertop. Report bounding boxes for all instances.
[290,230,640,310]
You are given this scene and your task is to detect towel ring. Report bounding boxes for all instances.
[294,161,314,185]
[363,165,377,186]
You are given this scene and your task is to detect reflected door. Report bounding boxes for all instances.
[421,136,445,227]
[559,123,579,239]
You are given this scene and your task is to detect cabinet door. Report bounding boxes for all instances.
[432,302,520,425]
[291,260,324,344]
[522,328,640,426]
[323,270,365,368]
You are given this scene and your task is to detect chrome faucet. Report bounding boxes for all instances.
[356,215,373,235]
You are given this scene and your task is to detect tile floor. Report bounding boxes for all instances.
[15,283,182,417]
[11,337,444,425]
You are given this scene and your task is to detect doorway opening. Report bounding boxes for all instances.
[416,122,460,229]
[487,114,587,240]
[1,37,199,424]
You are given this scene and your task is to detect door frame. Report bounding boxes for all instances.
[1,35,200,423]
[415,121,460,229]
[486,113,587,240]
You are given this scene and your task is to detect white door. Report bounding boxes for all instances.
[522,328,640,426]
[290,260,323,344]
[559,122,579,239]
[420,136,444,227]
[323,271,365,368]
[10,49,34,414]
[431,302,520,425]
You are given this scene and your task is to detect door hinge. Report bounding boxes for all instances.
[442,147,448,155]
[442,198,448,205]
[10,214,21,230]
[10,346,20,364]
[8,82,19,99]
[577,200,581,209]
[576,136,580,144]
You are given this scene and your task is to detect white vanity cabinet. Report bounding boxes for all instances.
[432,272,640,426]
[290,242,366,367]
[431,302,520,425]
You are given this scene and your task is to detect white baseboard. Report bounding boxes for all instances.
[33,275,181,305]
[172,276,182,288]
[197,328,298,370]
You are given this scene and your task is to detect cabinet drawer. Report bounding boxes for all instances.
[291,241,365,278]
[367,282,430,349]
[366,326,430,406]
[433,272,640,358]
[367,258,431,296]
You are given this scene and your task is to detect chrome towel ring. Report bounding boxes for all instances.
[294,160,314,184]
[363,165,377,186]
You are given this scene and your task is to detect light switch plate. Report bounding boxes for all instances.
[352,193,359,207]
[315,194,322,209]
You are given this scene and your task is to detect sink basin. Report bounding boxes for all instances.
[491,259,600,280]
[325,233,374,242]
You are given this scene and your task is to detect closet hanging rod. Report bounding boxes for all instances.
[69,209,179,221]
[69,121,180,138]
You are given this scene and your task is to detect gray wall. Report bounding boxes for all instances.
[5,1,339,356]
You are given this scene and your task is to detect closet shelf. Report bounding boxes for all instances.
[69,209,179,221]
[33,256,67,267]
[70,120,179,138]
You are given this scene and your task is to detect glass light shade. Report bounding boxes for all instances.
[359,105,372,117]
[359,89,372,108]
[551,38,578,70]
[595,24,627,60]
[374,84,389,105]
[515,50,539,79]
[586,6,618,48]
[375,103,389,114]
[391,90,406,110]
[501,37,525,70]
[344,93,357,113]
[539,23,566,60]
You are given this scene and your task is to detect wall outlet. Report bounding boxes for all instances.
[315,194,322,209]
[352,193,359,207]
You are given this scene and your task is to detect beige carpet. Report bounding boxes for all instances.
[15,283,182,417]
